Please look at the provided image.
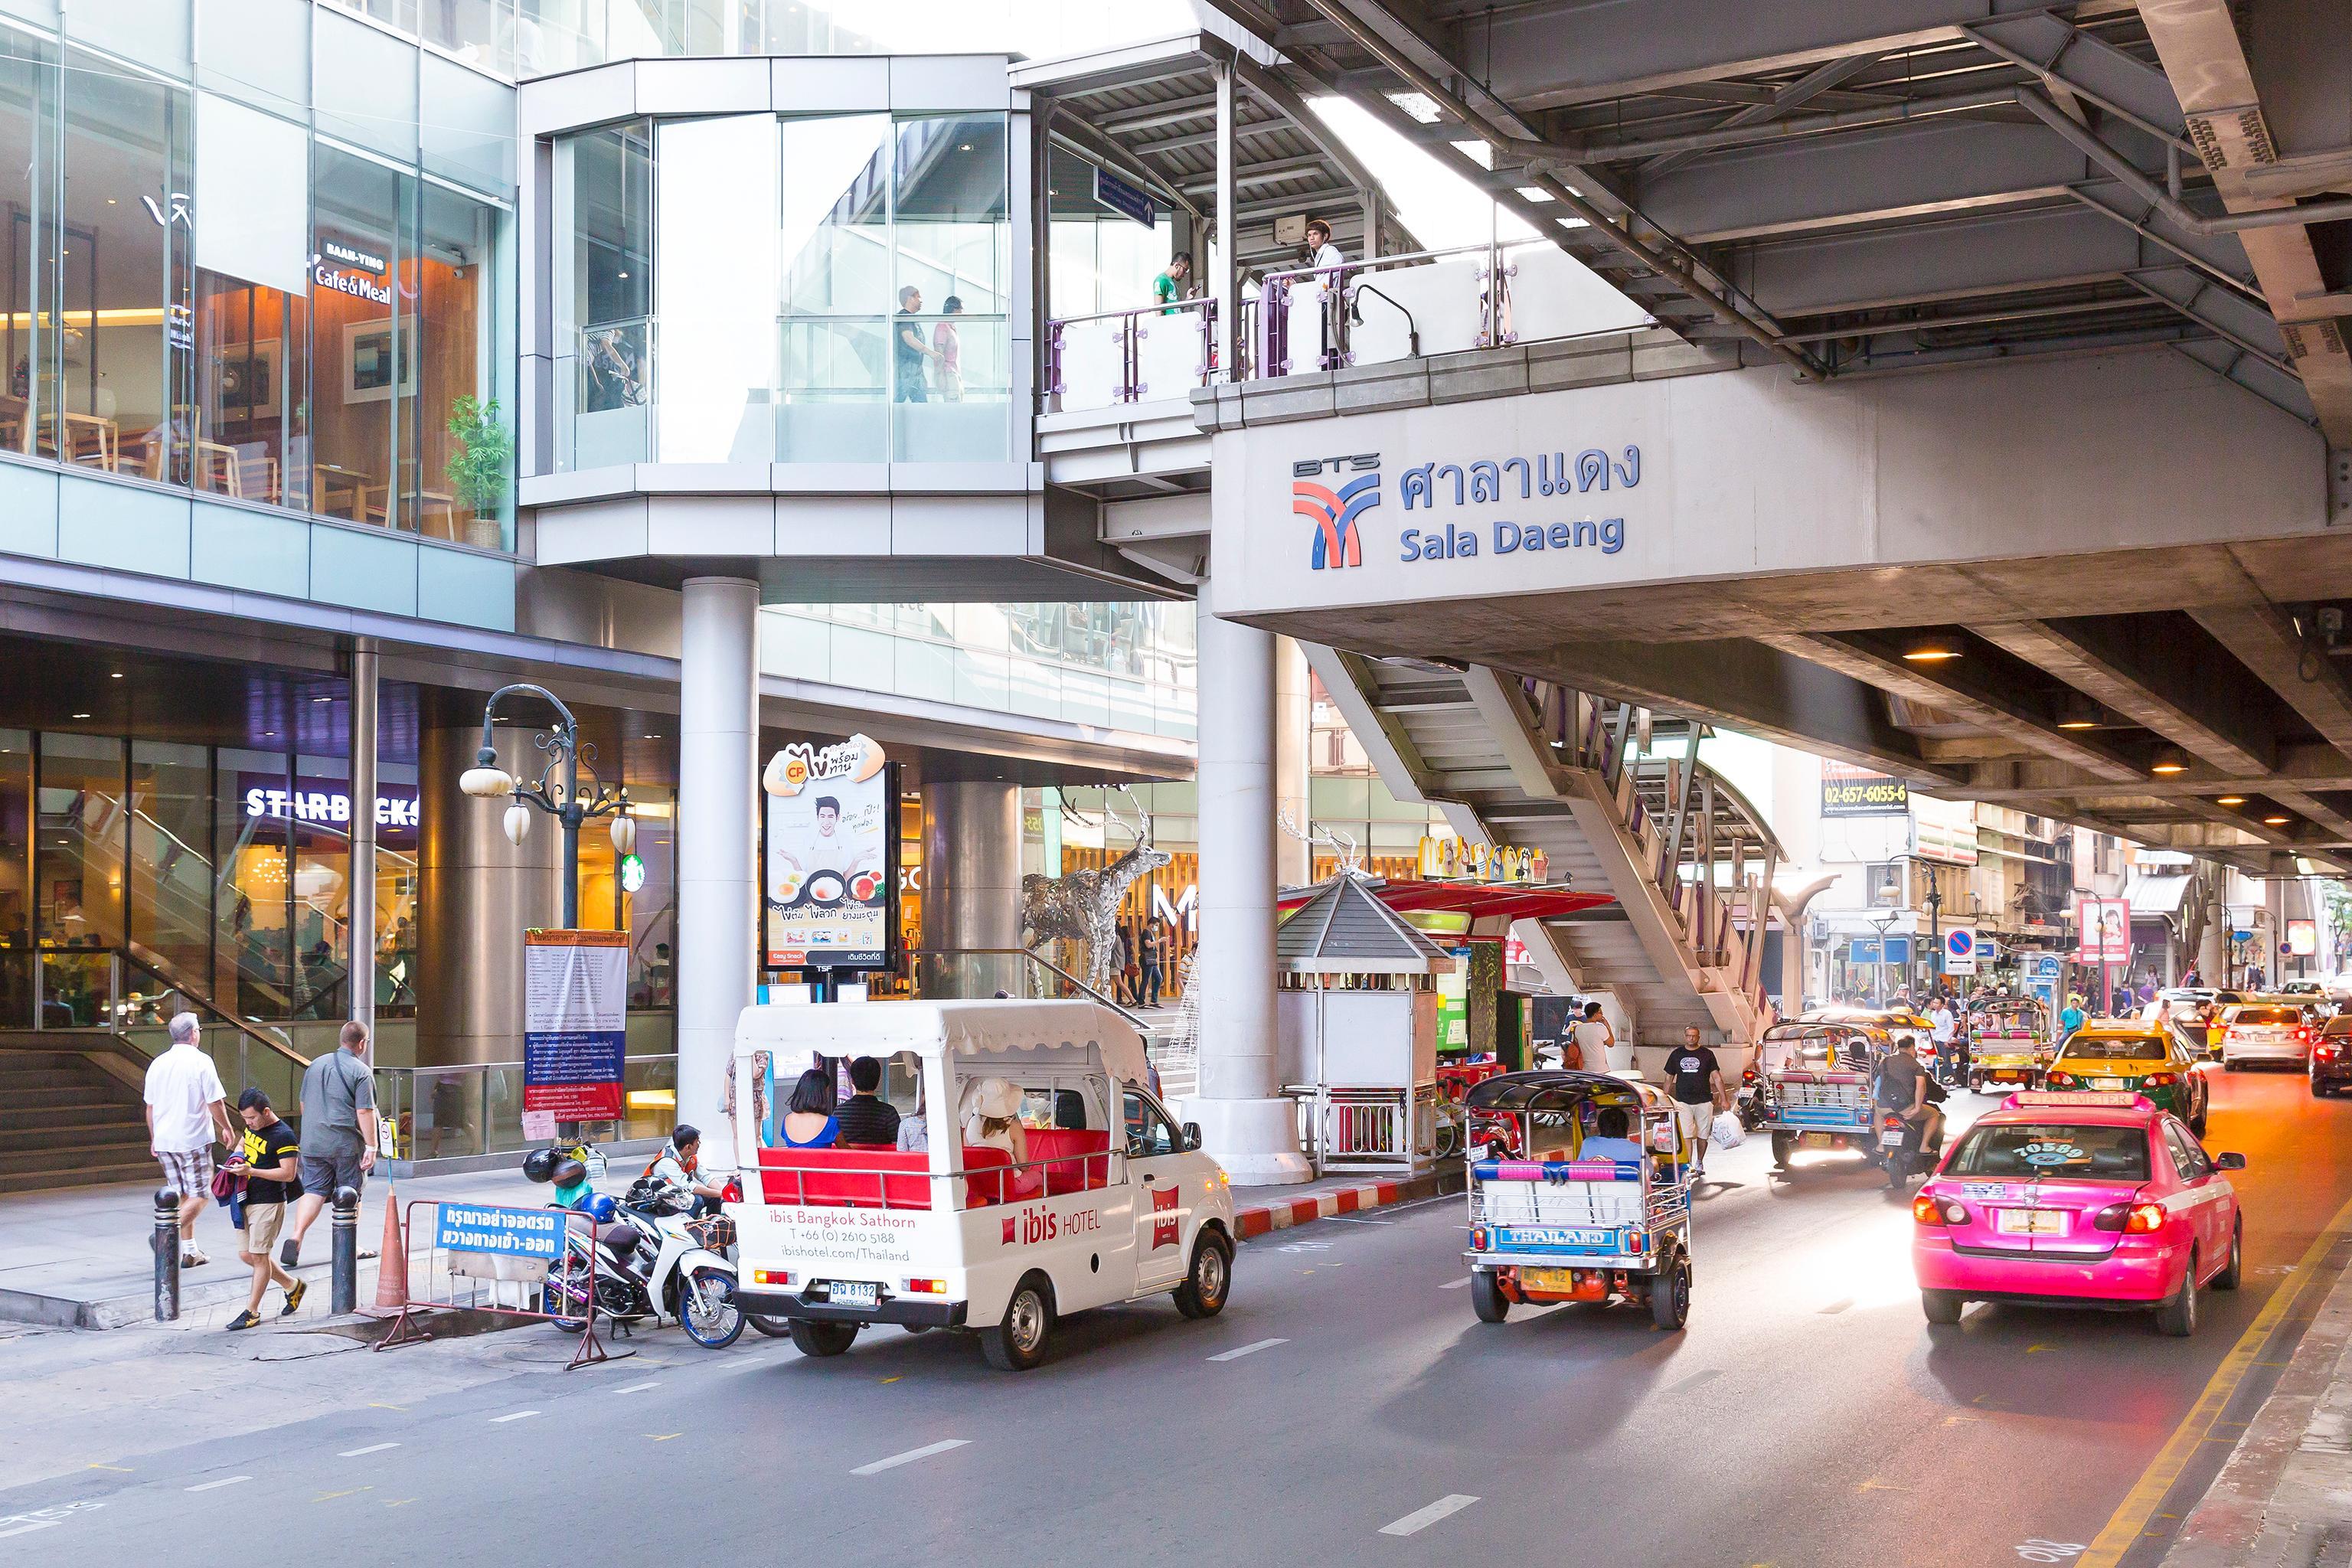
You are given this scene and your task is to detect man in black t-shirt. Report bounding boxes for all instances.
[832,1057,902,1146]
[1660,1026,1723,1180]
[226,1088,305,1330]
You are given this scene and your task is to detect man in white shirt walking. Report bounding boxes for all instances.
[143,1013,233,1268]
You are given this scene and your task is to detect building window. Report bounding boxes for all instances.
[555,117,652,470]
[413,179,514,547]
[889,113,1009,460]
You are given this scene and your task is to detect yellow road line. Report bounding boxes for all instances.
[2078,1190,2352,1568]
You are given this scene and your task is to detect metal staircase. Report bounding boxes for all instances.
[1307,648,1780,1048]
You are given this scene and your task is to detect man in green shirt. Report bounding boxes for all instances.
[1152,251,1191,312]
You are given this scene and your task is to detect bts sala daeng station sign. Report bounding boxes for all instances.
[763,733,897,972]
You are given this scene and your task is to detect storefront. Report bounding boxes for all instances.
[0,21,514,547]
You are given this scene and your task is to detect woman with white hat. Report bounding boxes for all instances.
[962,1076,1035,1196]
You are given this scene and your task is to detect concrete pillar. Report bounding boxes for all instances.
[348,637,377,1033]
[1184,585,1310,1184]
[1273,635,1312,887]
[919,779,1026,1000]
[416,722,561,1067]
[678,577,760,1170]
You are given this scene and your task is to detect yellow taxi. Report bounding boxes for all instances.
[2043,1020,2210,1134]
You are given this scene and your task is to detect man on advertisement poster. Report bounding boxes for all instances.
[763,734,893,969]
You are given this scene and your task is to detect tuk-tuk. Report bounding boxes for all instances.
[1460,1070,1692,1331]
[1759,1020,1910,1173]
[1968,995,2050,1093]
[1799,1004,1933,1055]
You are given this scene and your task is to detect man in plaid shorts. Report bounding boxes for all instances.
[143,1013,234,1268]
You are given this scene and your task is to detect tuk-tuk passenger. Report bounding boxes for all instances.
[1576,1106,1643,1165]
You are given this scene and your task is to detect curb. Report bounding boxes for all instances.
[1234,1164,1465,1240]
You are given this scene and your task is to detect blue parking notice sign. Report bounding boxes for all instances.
[436,1203,565,1259]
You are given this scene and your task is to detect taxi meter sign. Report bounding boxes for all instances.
[1943,926,1978,975]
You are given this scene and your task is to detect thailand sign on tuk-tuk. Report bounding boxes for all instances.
[1460,1070,1692,1331]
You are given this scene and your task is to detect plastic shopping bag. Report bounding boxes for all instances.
[1710,1109,1746,1149]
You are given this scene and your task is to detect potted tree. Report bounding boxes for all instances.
[445,395,512,549]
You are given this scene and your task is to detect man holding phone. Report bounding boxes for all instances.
[225,1088,304,1331]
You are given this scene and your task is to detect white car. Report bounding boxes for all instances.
[2218,1003,2314,1070]
[727,999,1236,1370]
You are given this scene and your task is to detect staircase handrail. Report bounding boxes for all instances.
[112,947,311,1070]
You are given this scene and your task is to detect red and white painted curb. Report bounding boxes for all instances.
[1234,1168,1464,1240]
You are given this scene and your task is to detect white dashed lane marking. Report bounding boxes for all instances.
[1207,1338,1289,1362]
[850,1439,970,1476]
[186,1477,251,1493]
[490,1411,540,1423]
[1380,1495,1479,1537]
[338,1444,400,1458]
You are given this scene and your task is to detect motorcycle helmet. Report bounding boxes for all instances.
[586,1194,619,1224]
[551,1155,587,1191]
[522,1147,557,1184]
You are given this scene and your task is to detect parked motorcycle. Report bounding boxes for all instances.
[527,1155,743,1348]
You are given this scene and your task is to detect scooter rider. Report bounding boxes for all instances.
[1875,1036,1945,1157]
[646,1125,728,1217]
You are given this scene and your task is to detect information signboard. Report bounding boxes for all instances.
[522,929,629,1120]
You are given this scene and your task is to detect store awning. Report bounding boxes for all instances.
[2128,874,2192,918]
[1278,877,1615,925]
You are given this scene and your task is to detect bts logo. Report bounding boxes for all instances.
[1292,453,1380,570]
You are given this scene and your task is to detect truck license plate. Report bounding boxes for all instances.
[1994,1209,2068,1236]
[825,1280,879,1308]
[1521,1267,1579,1292]
[1804,1132,1834,1148]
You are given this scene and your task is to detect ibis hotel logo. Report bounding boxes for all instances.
[1292,453,1381,570]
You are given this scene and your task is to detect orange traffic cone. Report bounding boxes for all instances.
[372,1188,409,1312]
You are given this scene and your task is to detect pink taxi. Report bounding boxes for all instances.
[1910,1092,2245,1337]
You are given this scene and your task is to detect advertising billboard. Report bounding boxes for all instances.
[2287,918,2318,957]
[1820,760,1910,818]
[763,734,895,972]
[2078,897,2131,965]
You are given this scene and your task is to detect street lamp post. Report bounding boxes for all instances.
[456,683,634,928]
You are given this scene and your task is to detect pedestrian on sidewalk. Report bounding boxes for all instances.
[224,1089,304,1330]
[1661,1026,1723,1182]
[1139,923,1165,1009]
[281,1021,379,1269]
[144,1013,234,1269]
[1575,1001,1626,1074]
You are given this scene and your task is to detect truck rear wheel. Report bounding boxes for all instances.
[982,1274,1055,1370]
[1470,1269,1509,1323]
[1173,1232,1232,1319]
[1769,1131,1796,1168]
[787,1318,859,1357]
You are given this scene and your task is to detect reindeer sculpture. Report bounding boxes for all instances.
[1021,795,1173,997]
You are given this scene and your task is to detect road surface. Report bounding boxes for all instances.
[5,1070,2347,1567]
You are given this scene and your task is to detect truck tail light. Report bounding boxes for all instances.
[903,1278,947,1295]
[753,1268,792,1285]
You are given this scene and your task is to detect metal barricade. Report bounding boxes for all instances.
[374,1199,632,1370]
[1308,1084,1438,1174]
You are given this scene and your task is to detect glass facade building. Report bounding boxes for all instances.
[554,109,1011,469]
[0,14,514,550]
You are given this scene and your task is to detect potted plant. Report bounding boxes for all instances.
[445,394,511,549]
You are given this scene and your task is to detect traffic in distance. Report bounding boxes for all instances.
[512,987,2331,1359]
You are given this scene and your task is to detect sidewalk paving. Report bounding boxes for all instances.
[0,1165,550,1331]
[1232,1161,1465,1240]
[2154,1230,2352,1567]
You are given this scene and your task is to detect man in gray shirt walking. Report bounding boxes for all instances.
[281,1021,379,1268]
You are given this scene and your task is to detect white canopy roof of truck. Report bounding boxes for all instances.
[733,998,1151,1087]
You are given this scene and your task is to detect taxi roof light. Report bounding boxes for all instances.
[2005,1090,2151,1109]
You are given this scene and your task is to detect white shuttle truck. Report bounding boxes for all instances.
[727,998,1236,1370]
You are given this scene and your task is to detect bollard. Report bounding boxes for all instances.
[153,1187,181,1322]
[331,1185,360,1315]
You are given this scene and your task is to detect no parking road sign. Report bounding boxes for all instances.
[1944,926,1978,975]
